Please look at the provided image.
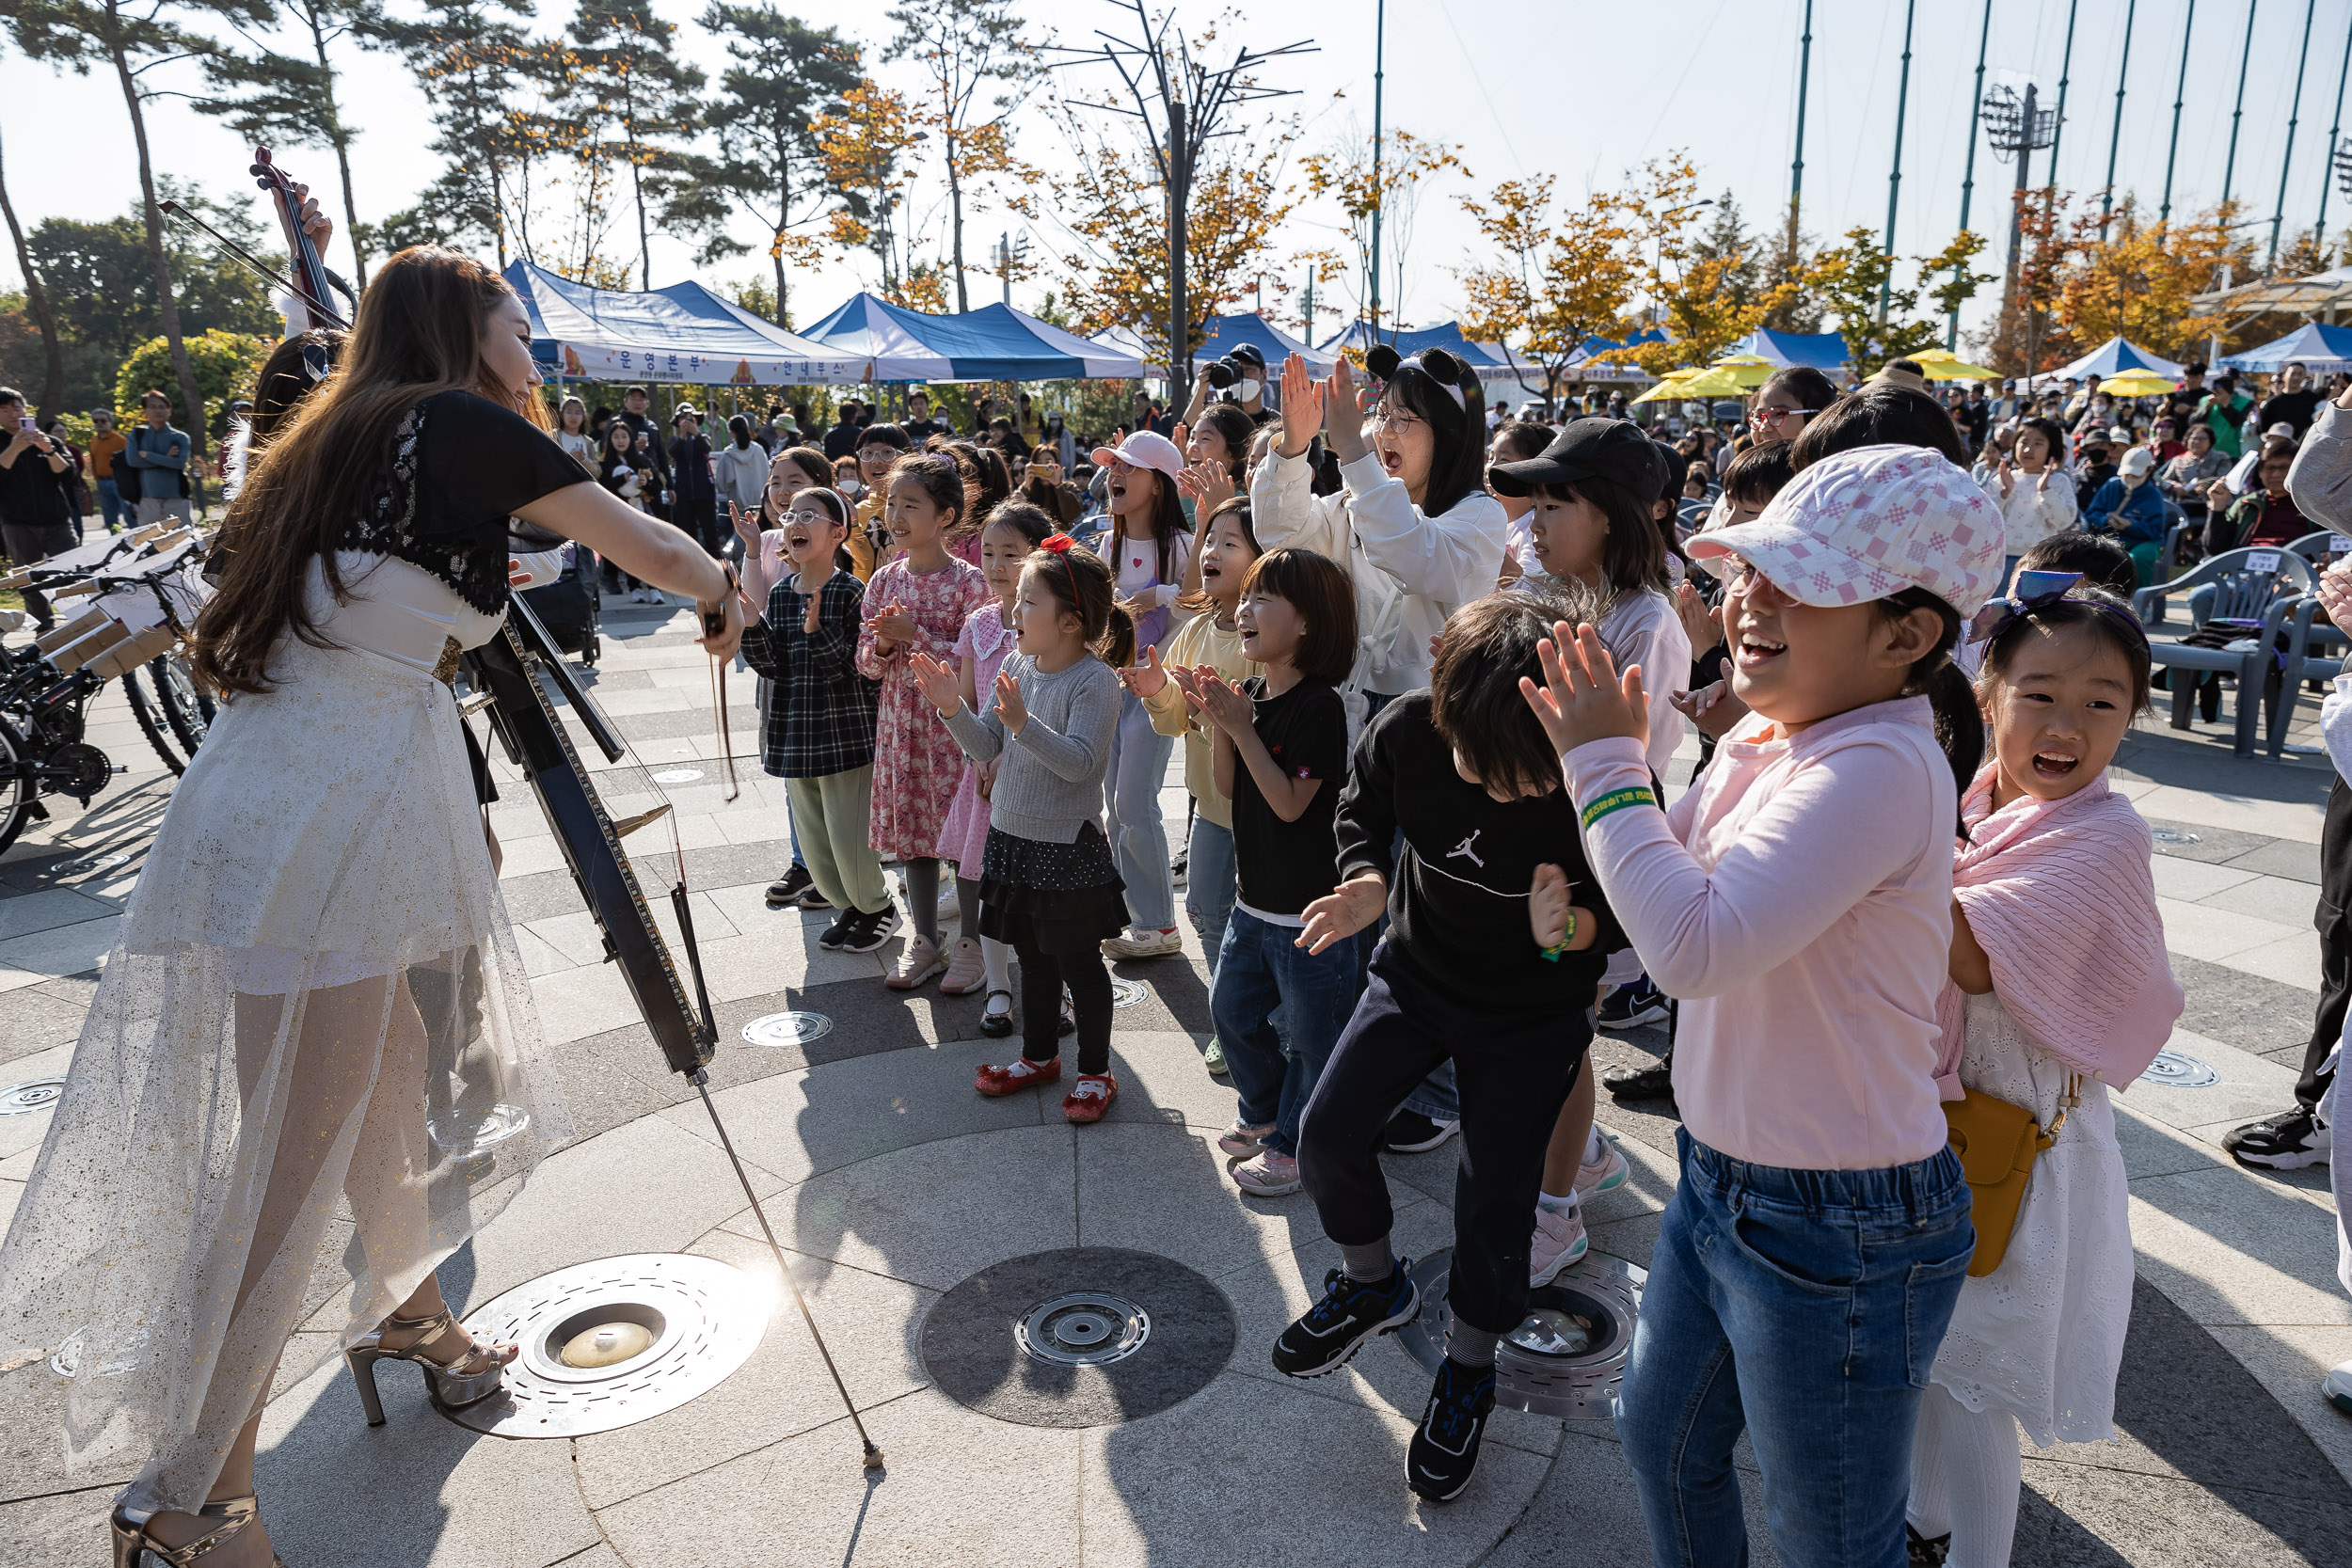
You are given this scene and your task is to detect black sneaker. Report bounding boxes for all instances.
[1170,847,1188,887]
[1596,978,1670,1030]
[818,909,861,950]
[835,906,899,955]
[1376,1109,1460,1153]
[767,864,830,910]
[1907,1523,1951,1564]
[1271,1260,1419,1378]
[1406,1356,1497,1502]
[2222,1105,2331,1170]
[1602,1060,1676,1101]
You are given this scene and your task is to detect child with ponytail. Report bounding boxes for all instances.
[1906,578,2180,1568]
[1524,443,2000,1564]
[912,539,1134,1122]
[936,499,1059,1033]
[857,453,992,988]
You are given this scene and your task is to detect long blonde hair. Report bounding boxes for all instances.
[191,245,551,694]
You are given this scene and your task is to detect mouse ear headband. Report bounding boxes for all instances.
[1363,345,1469,410]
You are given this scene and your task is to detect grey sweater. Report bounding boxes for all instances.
[2288,402,2352,535]
[943,652,1122,844]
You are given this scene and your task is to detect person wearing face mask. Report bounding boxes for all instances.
[1182,341,1272,429]
[1251,347,1505,719]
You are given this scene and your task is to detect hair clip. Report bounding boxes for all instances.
[1965,569,2151,656]
[1040,533,1075,553]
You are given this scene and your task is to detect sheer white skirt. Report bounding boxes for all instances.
[1928,990,2133,1447]
[0,613,571,1513]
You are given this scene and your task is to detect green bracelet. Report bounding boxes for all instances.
[1540,908,1578,962]
[1581,785,1659,830]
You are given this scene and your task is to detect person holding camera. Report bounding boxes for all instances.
[122,388,194,526]
[0,386,77,631]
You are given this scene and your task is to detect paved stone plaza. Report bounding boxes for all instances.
[5,593,2352,1566]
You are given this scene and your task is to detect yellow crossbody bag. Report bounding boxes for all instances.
[1941,1075,2078,1277]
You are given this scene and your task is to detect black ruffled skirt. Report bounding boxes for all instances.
[976,821,1129,952]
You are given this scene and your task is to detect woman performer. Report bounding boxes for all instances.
[0,244,741,1568]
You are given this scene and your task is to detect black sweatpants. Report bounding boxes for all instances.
[2297,776,2352,1111]
[1297,945,1589,1337]
[1017,932,1114,1074]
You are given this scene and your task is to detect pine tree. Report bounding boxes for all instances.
[563,0,705,289]
[369,0,538,264]
[883,0,1033,313]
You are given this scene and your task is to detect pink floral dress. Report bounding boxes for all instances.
[939,600,1018,879]
[857,554,992,859]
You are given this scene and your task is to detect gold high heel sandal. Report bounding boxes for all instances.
[110,1494,285,1566]
[342,1305,511,1427]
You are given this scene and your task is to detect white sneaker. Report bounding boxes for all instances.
[1101,926,1184,960]
[1574,1132,1629,1199]
[2327,1359,2352,1416]
[937,888,961,925]
[1530,1201,1588,1287]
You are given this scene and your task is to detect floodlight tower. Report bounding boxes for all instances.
[1985,84,2060,336]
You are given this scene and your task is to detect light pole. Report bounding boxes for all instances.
[1879,0,1917,325]
[2315,22,2352,251]
[1788,0,1813,262]
[2101,0,2138,237]
[1953,0,1994,348]
[2162,0,2200,226]
[2274,0,2320,266]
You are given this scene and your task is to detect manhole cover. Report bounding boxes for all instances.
[1109,977,1148,1009]
[54,850,133,875]
[1398,1248,1645,1420]
[2139,1049,2220,1087]
[1017,1291,1150,1367]
[0,1078,65,1115]
[2151,828,2202,847]
[922,1247,1233,1428]
[742,1011,832,1047]
[444,1253,766,1438]
[428,1102,532,1154]
[652,768,705,784]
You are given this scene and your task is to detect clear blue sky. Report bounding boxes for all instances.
[4,0,2346,347]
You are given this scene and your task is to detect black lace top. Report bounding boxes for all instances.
[335,390,592,615]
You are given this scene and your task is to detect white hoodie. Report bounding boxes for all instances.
[1249,450,1507,695]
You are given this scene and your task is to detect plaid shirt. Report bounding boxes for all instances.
[739,567,881,778]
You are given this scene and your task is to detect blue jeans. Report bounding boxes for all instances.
[1184,816,1237,972]
[97,477,127,533]
[1213,908,1364,1157]
[1616,1129,1975,1568]
[1106,690,1175,930]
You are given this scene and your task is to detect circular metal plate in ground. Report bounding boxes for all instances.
[1398,1248,1645,1420]
[53,850,133,876]
[651,768,705,784]
[1109,977,1149,1009]
[445,1253,766,1438]
[2140,1048,2221,1087]
[923,1247,1232,1428]
[1016,1291,1150,1367]
[2151,828,2203,847]
[0,1078,65,1115]
[741,1010,833,1048]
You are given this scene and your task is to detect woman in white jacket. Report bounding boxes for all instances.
[1252,347,1506,709]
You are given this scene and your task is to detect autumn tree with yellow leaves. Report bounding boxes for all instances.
[1301,127,1466,335]
[1455,175,1641,417]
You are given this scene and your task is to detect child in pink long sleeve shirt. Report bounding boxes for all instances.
[1524,443,2006,1568]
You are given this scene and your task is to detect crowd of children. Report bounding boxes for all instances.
[726,353,2190,1567]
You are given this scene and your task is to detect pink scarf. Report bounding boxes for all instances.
[1931,765,2184,1094]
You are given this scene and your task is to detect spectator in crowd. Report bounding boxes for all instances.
[44,417,89,524]
[87,405,128,535]
[714,414,770,523]
[2165,361,2209,431]
[2211,436,2311,551]
[901,388,946,442]
[2160,420,2230,553]
[2263,361,2324,439]
[1979,416,2078,582]
[1748,367,1837,450]
[1130,388,1177,438]
[0,386,78,631]
[2144,415,2185,465]
[2074,433,2121,511]
[554,396,596,467]
[2084,445,2170,582]
[669,405,718,555]
[2198,373,2255,460]
[824,399,866,461]
[754,404,784,451]
[616,386,672,504]
[123,388,192,526]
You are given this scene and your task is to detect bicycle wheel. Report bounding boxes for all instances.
[0,713,36,855]
[151,650,212,756]
[120,663,190,777]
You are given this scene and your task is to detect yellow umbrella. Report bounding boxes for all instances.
[2099,371,2180,396]
[1911,348,2002,381]
[1629,367,1701,404]
[1709,353,1779,388]
[1665,366,1752,398]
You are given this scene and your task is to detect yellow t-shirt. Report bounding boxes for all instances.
[848,491,884,580]
[88,430,127,480]
[1138,610,1259,830]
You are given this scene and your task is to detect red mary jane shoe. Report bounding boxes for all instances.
[1062,1073,1119,1123]
[977,1054,1061,1097]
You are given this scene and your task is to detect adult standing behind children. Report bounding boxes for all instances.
[123,388,192,526]
[1252,348,1505,712]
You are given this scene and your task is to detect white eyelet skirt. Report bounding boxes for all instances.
[0,614,571,1514]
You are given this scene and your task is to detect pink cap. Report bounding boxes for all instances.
[1686,443,2005,615]
[1090,429,1187,483]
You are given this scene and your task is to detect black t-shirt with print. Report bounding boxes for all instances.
[1229,675,1349,918]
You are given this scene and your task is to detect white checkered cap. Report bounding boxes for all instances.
[1684,443,2006,616]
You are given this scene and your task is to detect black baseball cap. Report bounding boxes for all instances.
[1228,342,1266,370]
[1487,418,1662,498]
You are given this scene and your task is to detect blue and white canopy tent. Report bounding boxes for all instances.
[2217,321,2352,376]
[2042,335,2186,385]
[1724,328,1852,372]
[800,293,1150,381]
[1193,313,1337,375]
[502,261,868,386]
[1315,320,1524,382]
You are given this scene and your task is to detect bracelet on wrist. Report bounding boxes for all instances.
[1539,908,1579,963]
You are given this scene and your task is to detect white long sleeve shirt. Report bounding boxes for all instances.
[1249,449,1506,694]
